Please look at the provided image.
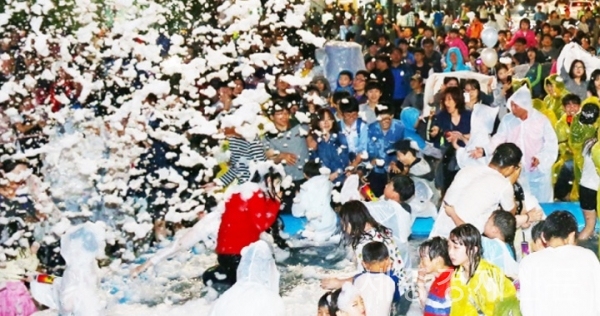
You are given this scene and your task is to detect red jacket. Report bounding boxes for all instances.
[216,186,280,255]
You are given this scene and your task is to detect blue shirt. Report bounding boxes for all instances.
[390,64,412,100]
[433,12,444,27]
[339,118,369,155]
[367,119,405,173]
[310,132,350,183]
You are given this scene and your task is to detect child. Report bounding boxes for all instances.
[353,241,399,316]
[530,220,545,253]
[448,224,517,315]
[336,70,355,95]
[417,237,454,316]
[292,162,338,242]
[482,210,519,279]
[318,290,341,316]
[336,282,367,316]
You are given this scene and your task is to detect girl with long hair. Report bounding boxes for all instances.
[307,108,350,185]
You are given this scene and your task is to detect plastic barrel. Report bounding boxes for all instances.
[540,202,600,233]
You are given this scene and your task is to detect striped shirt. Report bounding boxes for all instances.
[424,268,453,316]
[217,137,266,186]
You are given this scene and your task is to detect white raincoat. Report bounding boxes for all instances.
[208,240,285,316]
[483,86,558,203]
[456,103,499,168]
[291,175,338,242]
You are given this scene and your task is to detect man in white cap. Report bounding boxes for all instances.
[470,85,558,203]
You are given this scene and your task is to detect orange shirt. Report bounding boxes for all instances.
[470,21,484,39]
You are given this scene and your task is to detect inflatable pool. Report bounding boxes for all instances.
[540,202,600,234]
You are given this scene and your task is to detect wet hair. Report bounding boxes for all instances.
[561,93,581,106]
[490,143,523,168]
[449,224,483,282]
[319,289,342,316]
[587,69,600,97]
[374,102,394,117]
[442,86,466,114]
[543,211,578,241]
[419,237,452,267]
[579,103,600,125]
[531,220,545,242]
[362,241,390,264]
[311,108,341,134]
[569,59,587,81]
[303,161,321,178]
[339,200,390,249]
[490,210,517,257]
[339,97,359,113]
[389,175,415,202]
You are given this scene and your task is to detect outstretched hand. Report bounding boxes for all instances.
[130,261,152,278]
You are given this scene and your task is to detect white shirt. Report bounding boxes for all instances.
[429,165,514,238]
[365,200,412,243]
[519,245,600,316]
[580,152,600,191]
[354,273,395,316]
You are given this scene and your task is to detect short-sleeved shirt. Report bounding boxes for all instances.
[354,272,399,316]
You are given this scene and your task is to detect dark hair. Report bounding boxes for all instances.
[569,59,587,81]
[374,102,394,117]
[338,70,353,81]
[389,175,415,202]
[443,76,459,86]
[319,289,342,315]
[561,93,581,106]
[365,80,382,93]
[464,79,481,103]
[441,86,466,114]
[268,99,291,116]
[362,241,390,264]
[332,91,351,104]
[527,47,544,63]
[1,159,29,174]
[339,97,359,113]
[422,38,435,46]
[449,28,459,35]
[587,69,600,97]
[355,70,370,79]
[339,200,390,249]
[449,224,482,282]
[520,18,531,29]
[311,108,340,134]
[490,210,517,257]
[250,166,283,199]
[515,37,527,46]
[579,103,600,125]
[419,237,452,267]
[531,220,545,242]
[543,211,578,241]
[394,139,418,156]
[303,161,321,178]
[490,143,523,168]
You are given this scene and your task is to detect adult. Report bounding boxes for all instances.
[471,86,559,203]
[561,59,589,101]
[429,143,521,238]
[519,211,600,316]
[262,101,310,212]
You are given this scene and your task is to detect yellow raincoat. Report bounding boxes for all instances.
[553,97,600,200]
[543,74,568,121]
[450,260,517,316]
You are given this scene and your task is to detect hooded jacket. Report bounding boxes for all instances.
[216,182,281,255]
[444,47,470,73]
[543,74,567,119]
[310,76,332,99]
[485,86,559,202]
[209,240,285,316]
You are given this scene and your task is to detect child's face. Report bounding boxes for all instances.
[419,254,437,274]
[383,182,400,201]
[318,306,330,316]
[342,296,367,316]
[448,239,470,267]
[564,102,581,117]
[339,75,352,87]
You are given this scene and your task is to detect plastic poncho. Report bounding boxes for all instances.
[291,175,338,242]
[444,47,470,73]
[456,103,499,169]
[543,74,568,120]
[485,86,559,203]
[209,240,285,316]
[399,107,442,159]
[450,260,517,316]
[532,99,558,128]
[554,97,600,200]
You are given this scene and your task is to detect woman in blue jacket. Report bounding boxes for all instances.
[308,108,350,186]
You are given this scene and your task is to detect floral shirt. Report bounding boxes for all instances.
[354,228,411,295]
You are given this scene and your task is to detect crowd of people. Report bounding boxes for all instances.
[1,0,600,315]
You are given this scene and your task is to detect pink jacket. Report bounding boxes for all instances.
[507,30,537,48]
[445,37,469,60]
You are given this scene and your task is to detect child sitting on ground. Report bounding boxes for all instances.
[291,162,338,242]
[417,237,454,316]
[353,241,399,316]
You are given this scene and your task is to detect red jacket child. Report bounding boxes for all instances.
[216,182,281,256]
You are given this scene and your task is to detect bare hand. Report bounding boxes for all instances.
[508,163,522,184]
[279,152,298,165]
[430,126,440,138]
[390,163,402,174]
[131,261,152,278]
[320,278,344,290]
[469,147,484,159]
[443,202,456,217]
[329,172,339,182]
[526,208,544,222]
[531,157,540,169]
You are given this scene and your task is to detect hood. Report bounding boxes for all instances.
[400,107,419,131]
[543,74,566,96]
[507,85,534,112]
[236,240,280,293]
[445,47,466,68]
[511,77,532,92]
